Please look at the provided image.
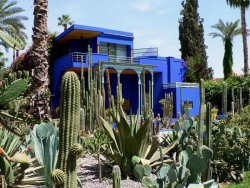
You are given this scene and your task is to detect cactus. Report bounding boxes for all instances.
[144,165,152,176]
[0,71,30,106]
[198,79,205,155]
[239,87,243,113]
[187,154,207,175]
[80,108,85,130]
[70,143,83,157]
[50,169,65,186]
[231,88,235,114]
[141,176,153,187]
[161,92,173,129]
[106,69,112,110]
[0,175,7,188]
[133,164,145,180]
[132,156,141,166]
[0,156,14,184]
[112,165,121,188]
[205,102,212,180]
[0,150,30,185]
[180,86,184,116]
[80,46,106,132]
[56,71,82,188]
[222,82,227,115]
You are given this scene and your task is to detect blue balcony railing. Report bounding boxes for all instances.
[69,52,139,64]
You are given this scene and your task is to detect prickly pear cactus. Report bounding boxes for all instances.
[0,71,30,106]
[0,155,14,184]
[56,71,82,188]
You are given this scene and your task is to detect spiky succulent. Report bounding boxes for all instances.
[50,169,65,185]
[70,143,83,157]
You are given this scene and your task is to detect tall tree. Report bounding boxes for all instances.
[29,0,50,120]
[209,19,242,79]
[58,14,74,31]
[226,0,249,76]
[179,0,213,81]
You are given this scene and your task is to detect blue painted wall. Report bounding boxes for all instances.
[153,73,164,116]
[52,54,72,107]
[168,57,186,83]
[165,87,200,118]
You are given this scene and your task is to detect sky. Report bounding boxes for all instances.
[3,0,250,78]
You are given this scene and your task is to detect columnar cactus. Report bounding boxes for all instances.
[56,71,81,188]
[198,79,205,155]
[180,86,184,116]
[80,46,106,132]
[205,102,212,180]
[222,82,227,115]
[112,165,121,188]
[239,87,243,113]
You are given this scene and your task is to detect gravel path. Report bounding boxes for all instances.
[77,154,145,188]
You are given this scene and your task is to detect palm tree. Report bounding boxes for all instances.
[0,0,28,33]
[226,0,249,76]
[209,19,242,79]
[0,0,28,59]
[29,0,51,120]
[58,14,74,31]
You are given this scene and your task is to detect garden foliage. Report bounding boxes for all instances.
[204,76,250,112]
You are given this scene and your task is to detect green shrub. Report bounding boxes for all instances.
[204,76,250,112]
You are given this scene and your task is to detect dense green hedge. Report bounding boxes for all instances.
[204,76,250,113]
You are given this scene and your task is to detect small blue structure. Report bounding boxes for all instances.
[52,24,200,117]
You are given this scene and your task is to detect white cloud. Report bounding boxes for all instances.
[133,1,150,11]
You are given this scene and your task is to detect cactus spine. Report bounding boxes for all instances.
[222,82,227,115]
[56,71,81,188]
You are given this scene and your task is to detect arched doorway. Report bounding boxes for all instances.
[120,69,138,114]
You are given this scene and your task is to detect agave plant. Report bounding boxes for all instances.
[0,127,45,187]
[0,127,23,157]
[100,109,177,176]
[31,123,58,187]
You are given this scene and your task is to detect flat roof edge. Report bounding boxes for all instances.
[55,24,133,42]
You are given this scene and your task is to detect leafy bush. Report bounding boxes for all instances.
[204,76,250,112]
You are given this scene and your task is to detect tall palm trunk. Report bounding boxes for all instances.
[29,0,51,120]
[241,6,249,76]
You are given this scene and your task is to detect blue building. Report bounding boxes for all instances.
[52,24,200,117]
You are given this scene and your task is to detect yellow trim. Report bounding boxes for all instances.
[97,45,99,53]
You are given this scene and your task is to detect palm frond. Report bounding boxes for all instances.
[209,19,241,42]
[208,32,225,40]
[226,0,250,8]
[2,7,27,18]
[0,0,9,10]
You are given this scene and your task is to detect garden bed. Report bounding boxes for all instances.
[77,154,155,188]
